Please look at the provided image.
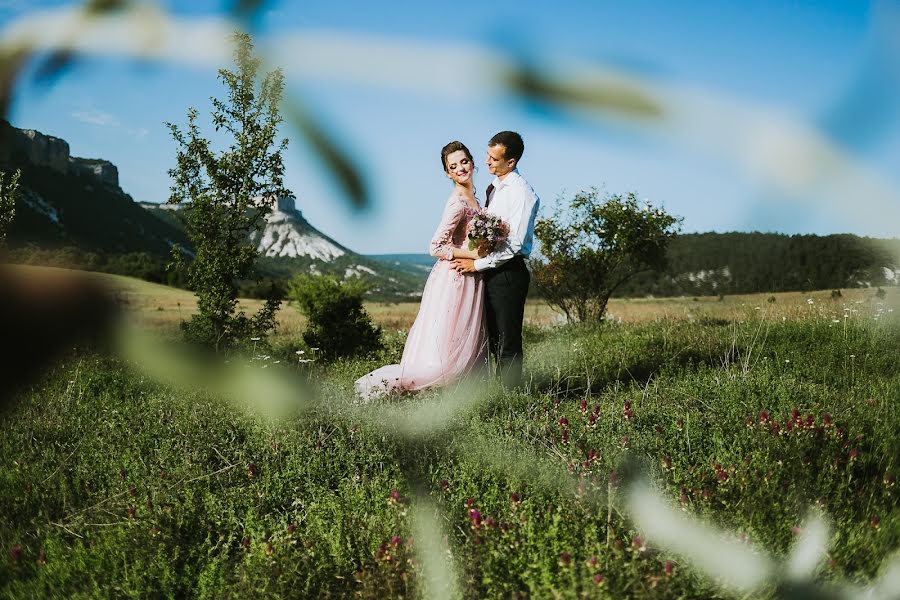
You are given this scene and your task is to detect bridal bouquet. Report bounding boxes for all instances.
[467,212,509,255]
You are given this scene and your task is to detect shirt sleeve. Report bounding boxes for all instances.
[474,183,536,271]
[429,197,465,261]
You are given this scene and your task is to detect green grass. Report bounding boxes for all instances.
[1,307,898,598]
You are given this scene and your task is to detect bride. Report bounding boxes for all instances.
[354,141,488,400]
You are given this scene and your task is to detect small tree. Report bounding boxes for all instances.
[287,274,382,361]
[531,189,681,323]
[166,32,288,351]
[0,169,20,247]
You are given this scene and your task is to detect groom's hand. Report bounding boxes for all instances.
[452,258,477,274]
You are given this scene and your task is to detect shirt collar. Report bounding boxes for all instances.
[492,168,520,190]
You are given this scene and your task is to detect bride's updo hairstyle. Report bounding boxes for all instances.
[441,140,474,173]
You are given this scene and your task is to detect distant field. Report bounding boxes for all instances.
[6,265,896,338]
[74,267,899,337]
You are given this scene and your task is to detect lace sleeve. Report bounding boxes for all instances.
[429,196,465,260]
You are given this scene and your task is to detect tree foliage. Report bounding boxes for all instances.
[531,189,681,322]
[287,274,382,361]
[0,169,20,247]
[166,32,288,351]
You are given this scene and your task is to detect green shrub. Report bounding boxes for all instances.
[287,274,381,361]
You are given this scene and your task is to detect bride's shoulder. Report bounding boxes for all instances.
[445,190,467,206]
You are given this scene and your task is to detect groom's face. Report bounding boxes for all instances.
[487,144,515,177]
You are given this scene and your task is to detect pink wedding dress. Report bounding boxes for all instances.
[354,191,488,400]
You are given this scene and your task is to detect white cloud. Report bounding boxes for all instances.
[72,108,148,141]
[72,109,118,127]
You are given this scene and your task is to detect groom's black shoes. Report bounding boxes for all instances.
[484,255,529,388]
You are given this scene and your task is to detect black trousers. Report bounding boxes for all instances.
[483,255,530,387]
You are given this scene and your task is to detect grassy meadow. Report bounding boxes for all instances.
[1,268,899,598]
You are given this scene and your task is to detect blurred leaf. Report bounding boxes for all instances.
[410,494,461,600]
[626,479,772,593]
[33,50,77,86]
[0,48,28,123]
[506,62,664,119]
[282,94,369,210]
[229,0,269,23]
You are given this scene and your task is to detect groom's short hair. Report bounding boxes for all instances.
[489,131,524,163]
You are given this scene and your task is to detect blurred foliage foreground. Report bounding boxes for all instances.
[1,309,899,598]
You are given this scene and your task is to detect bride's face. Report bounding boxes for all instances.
[445,150,474,185]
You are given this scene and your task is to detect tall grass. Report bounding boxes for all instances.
[1,308,898,597]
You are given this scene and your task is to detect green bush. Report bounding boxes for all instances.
[287,274,382,361]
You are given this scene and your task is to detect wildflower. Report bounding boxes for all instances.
[870,516,881,530]
[759,410,770,424]
[465,497,475,509]
[9,545,22,563]
[37,549,46,565]
[247,463,259,479]
[579,399,588,414]
[127,505,136,519]
[884,473,896,487]
[594,573,606,586]
[469,509,482,529]
[287,523,296,534]
[242,536,250,550]
[632,536,646,552]
[676,418,684,431]
[510,492,521,506]
[559,551,570,566]
[587,555,598,569]
[662,455,672,470]
[665,560,674,576]
[608,471,620,486]
[558,417,569,428]
[849,448,860,462]
[388,489,403,505]
[391,535,401,547]
[440,479,450,492]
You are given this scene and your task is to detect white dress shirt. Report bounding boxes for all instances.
[474,169,540,272]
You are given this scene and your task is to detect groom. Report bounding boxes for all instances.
[452,131,540,387]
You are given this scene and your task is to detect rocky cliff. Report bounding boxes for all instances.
[1,120,120,190]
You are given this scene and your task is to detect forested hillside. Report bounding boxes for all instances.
[616,232,900,296]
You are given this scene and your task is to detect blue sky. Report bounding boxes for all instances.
[3,0,899,253]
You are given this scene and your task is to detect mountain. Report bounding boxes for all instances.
[140,196,428,299]
[1,119,427,298]
[1,120,190,257]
